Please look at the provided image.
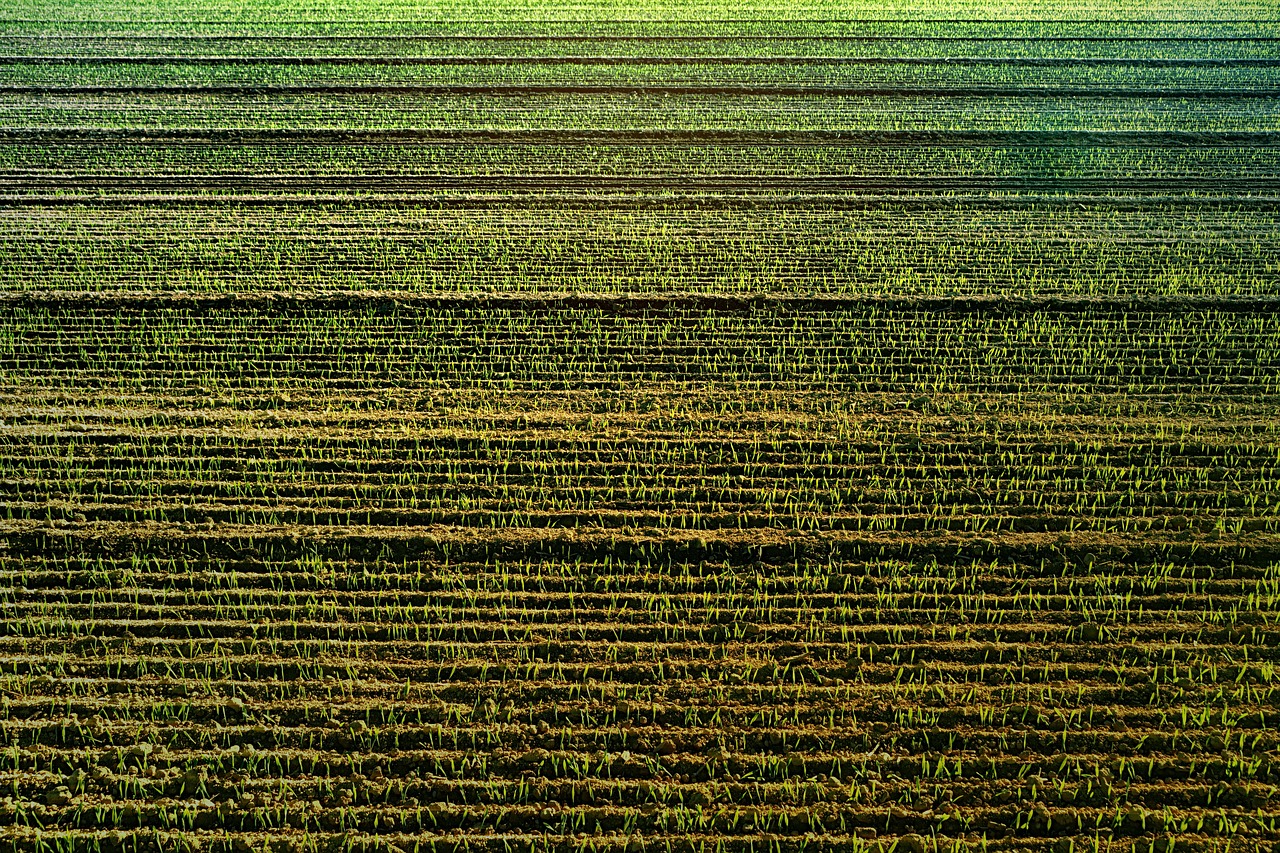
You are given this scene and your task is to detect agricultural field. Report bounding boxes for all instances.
[1,1,1279,852]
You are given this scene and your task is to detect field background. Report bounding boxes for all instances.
[1,1,1278,852]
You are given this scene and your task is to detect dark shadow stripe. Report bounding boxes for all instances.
[3,129,1280,146]
[3,33,1280,42]
[4,291,1280,316]
[5,176,1280,194]
[3,84,1278,97]
[6,55,1280,66]
[8,192,1280,212]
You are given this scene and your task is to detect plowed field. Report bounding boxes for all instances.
[1,2,1278,852]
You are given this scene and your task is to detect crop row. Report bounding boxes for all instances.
[2,469,1273,535]
[1,692,1275,763]
[7,561,1278,637]
[7,93,1280,133]
[6,19,1279,38]
[4,518,1270,853]
[2,206,1276,296]
[0,533,1275,853]
[3,142,1279,182]
[5,60,1280,90]
[2,305,1277,381]
[0,387,1274,532]
[7,41,1280,64]
[11,204,1268,235]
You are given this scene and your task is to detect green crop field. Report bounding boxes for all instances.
[1,1,1278,852]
